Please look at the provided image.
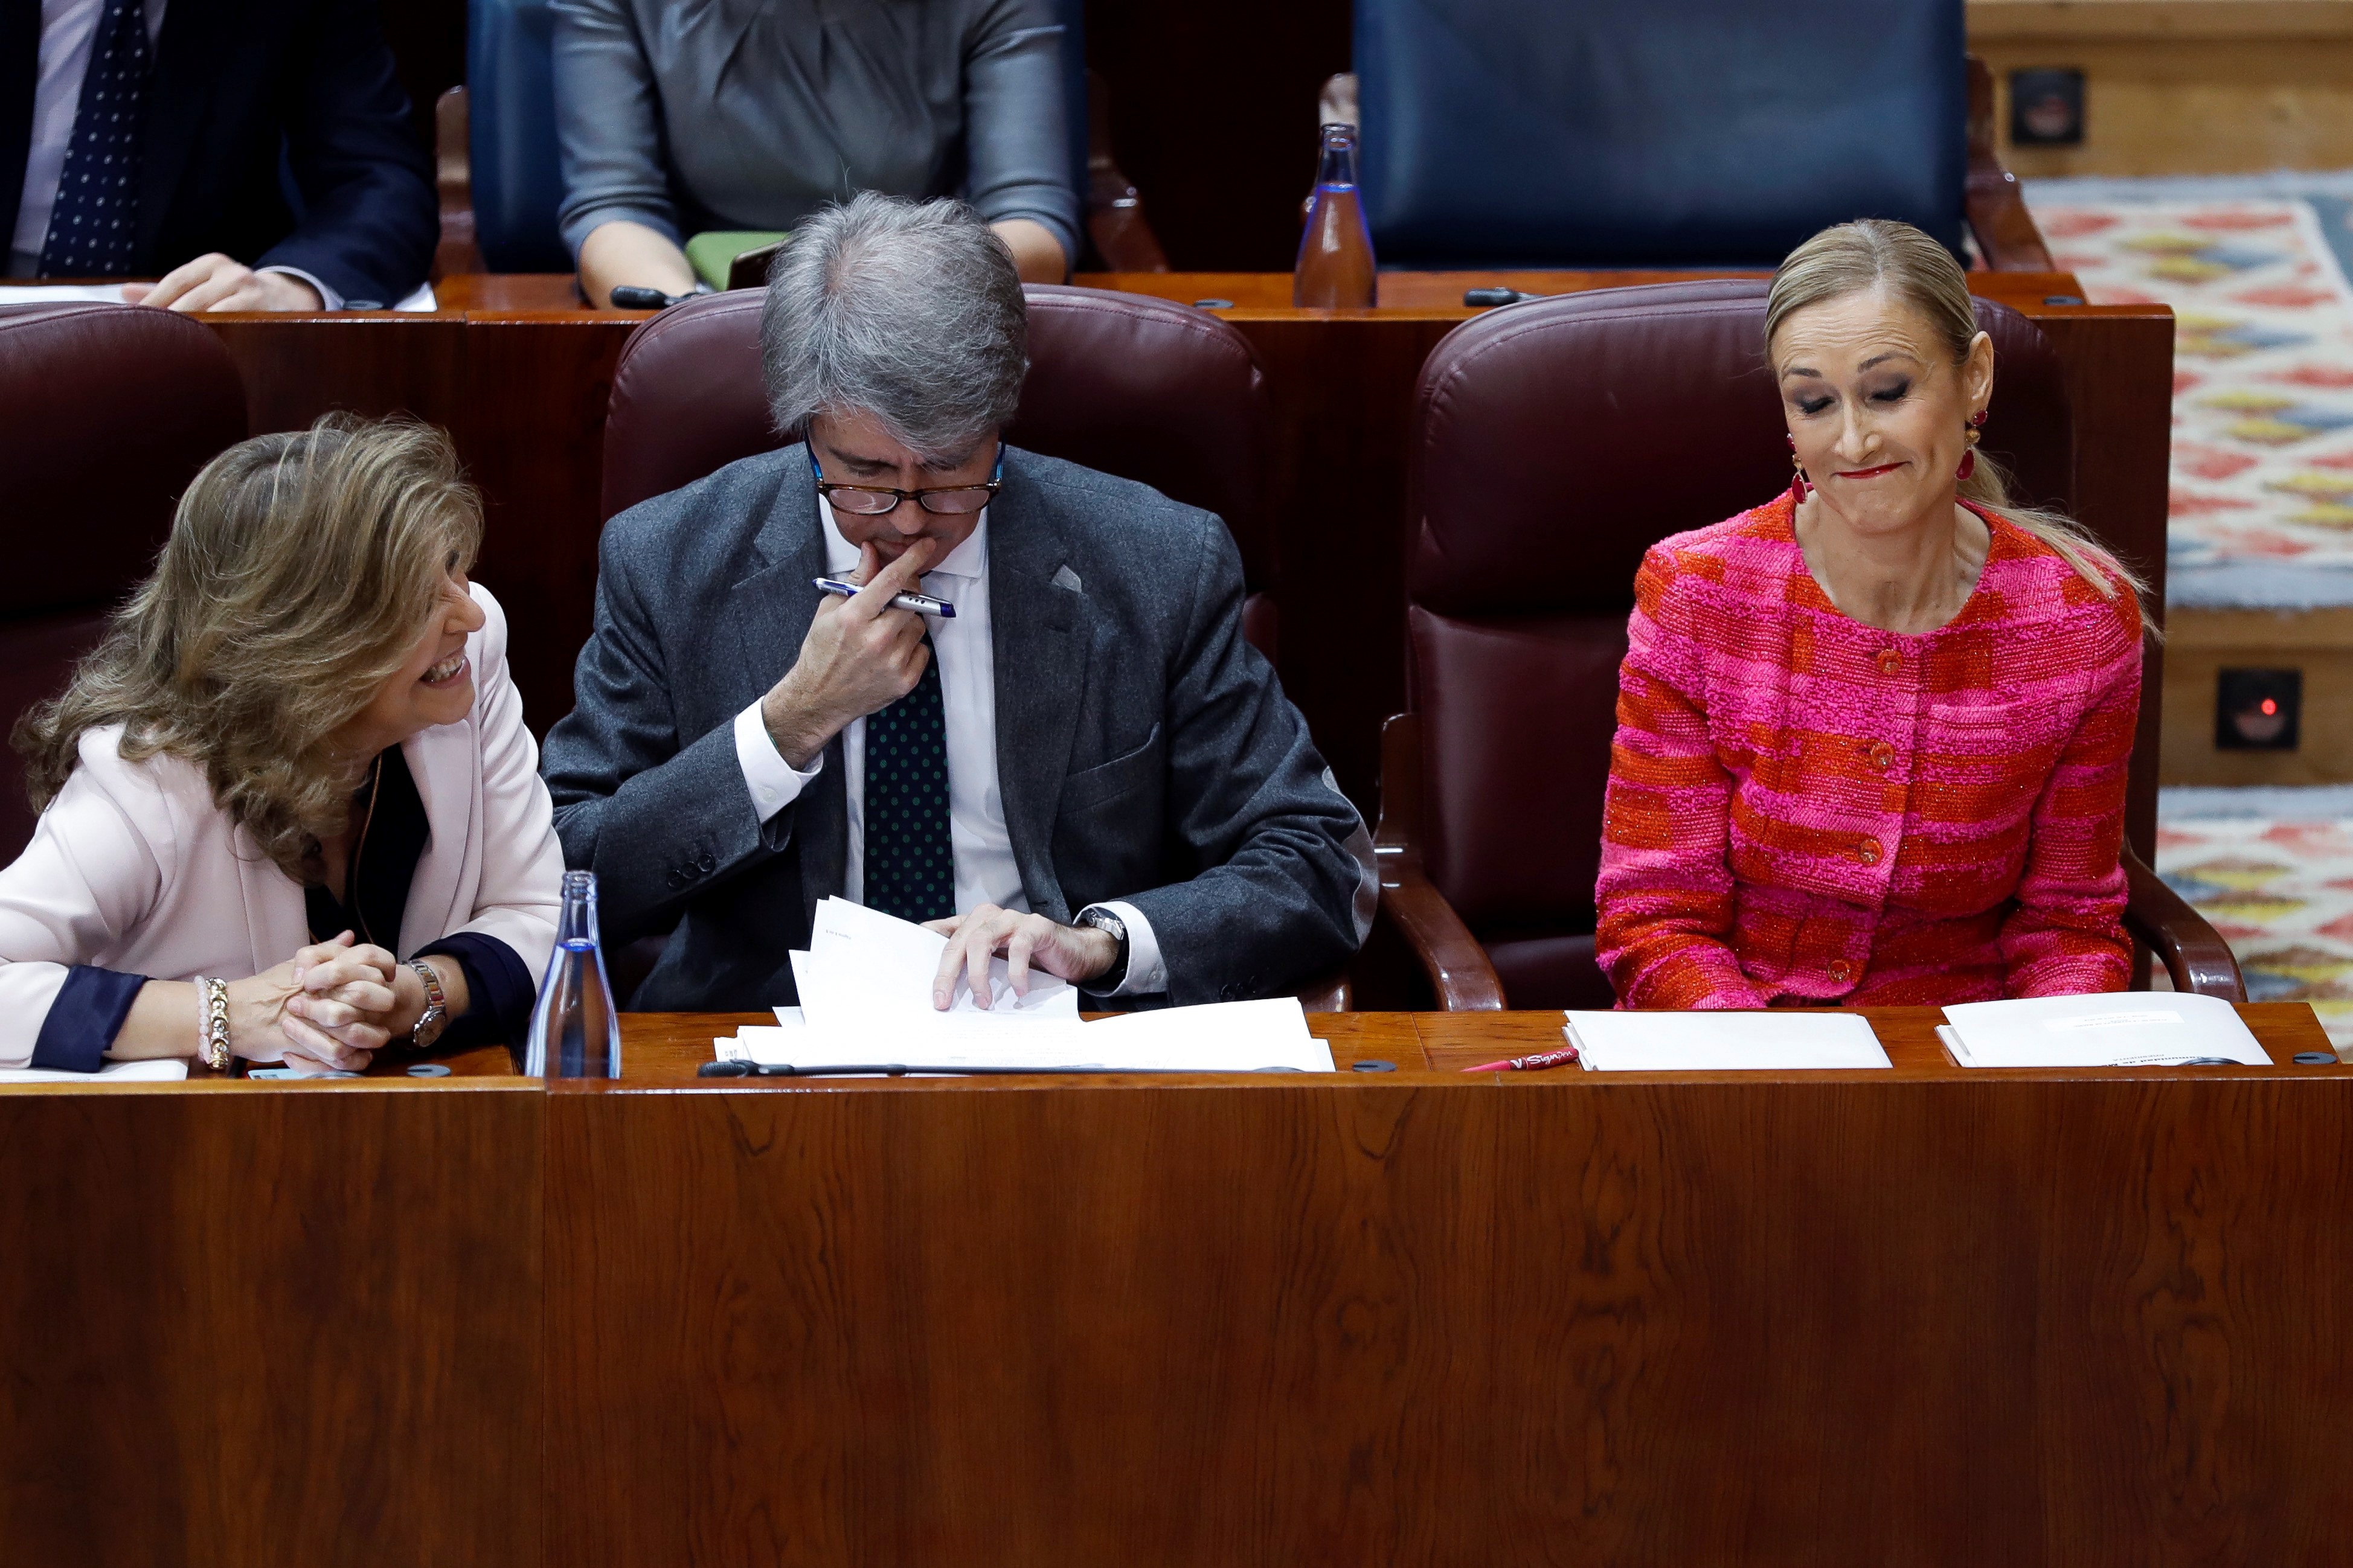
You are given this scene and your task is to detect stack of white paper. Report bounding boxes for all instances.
[0,1058,189,1084]
[794,896,1080,1025]
[0,282,439,309]
[714,900,1333,1074]
[1563,1011,1892,1071]
[1939,991,2270,1067]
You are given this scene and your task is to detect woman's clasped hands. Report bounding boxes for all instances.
[226,931,426,1074]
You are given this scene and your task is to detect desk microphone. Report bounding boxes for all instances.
[610,285,692,311]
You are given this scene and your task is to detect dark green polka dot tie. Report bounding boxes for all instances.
[862,635,954,923]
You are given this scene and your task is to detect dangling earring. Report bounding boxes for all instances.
[1788,432,1812,503]
[1957,410,1985,482]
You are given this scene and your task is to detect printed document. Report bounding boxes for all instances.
[0,1058,189,1084]
[1563,1010,1892,1070]
[710,902,1334,1072]
[1939,991,2270,1067]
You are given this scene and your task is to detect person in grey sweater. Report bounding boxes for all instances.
[553,0,1081,306]
[540,194,1374,1011]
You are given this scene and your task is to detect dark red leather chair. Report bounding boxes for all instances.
[0,304,245,860]
[1374,280,2241,1009]
[601,284,1279,659]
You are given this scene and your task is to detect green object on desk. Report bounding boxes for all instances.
[686,230,789,292]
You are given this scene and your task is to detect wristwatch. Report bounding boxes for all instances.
[407,959,450,1049]
[1073,906,1130,993]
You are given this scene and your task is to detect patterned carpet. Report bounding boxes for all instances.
[2157,786,2353,1048]
[2024,175,2353,609]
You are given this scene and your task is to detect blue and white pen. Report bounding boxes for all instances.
[812,577,957,618]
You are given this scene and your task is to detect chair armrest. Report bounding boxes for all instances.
[1373,712,1505,1011]
[1085,68,1170,273]
[1294,969,1354,1013]
[432,86,482,279]
[1963,56,2055,272]
[2122,846,2245,1001]
[1377,861,1505,1012]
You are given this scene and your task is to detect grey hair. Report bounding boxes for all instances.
[760,193,1030,461]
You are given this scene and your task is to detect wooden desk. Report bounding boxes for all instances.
[13,1004,2337,1564]
[556,1002,2353,1564]
[170,270,2168,823]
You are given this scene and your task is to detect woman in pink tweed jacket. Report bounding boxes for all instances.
[1595,220,2147,1010]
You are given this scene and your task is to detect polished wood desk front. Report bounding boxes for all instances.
[172,270,2170,827]
[6,1005,2345,1565]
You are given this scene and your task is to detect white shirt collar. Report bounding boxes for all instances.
[820,498,989,581]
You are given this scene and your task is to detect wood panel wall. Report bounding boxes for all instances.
[1971,0,2353,176]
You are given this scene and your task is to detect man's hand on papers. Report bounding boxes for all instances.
[124,254,323,312]
[927,904,1118,1010]
[760,539,935,767]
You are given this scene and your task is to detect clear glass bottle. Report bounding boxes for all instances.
[1294,123,1378,309]
[525,869,621,1078]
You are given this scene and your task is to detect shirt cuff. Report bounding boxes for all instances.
[1080,900,1166,998]
[256,265,342,310]
[734,701,823,823]
[414,933,537,1050]
[32,965,149,1071]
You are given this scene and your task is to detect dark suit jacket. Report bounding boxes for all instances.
[541,444,1377,1011]
[0,0,435,306]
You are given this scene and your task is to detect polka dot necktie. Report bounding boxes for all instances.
[862,635,954,924]
[37,0,153,278]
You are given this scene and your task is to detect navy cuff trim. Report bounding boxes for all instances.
[31,966,149,1072]
[416,933,536,1049]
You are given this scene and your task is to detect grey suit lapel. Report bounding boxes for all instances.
[989,455,1087,922]
[719,452,846,926]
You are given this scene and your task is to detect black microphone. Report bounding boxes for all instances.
[1463,287,1539,309]
[610,285,690,310]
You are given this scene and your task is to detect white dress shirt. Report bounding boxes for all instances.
[731,500,1167,995]
[7,0,339,305]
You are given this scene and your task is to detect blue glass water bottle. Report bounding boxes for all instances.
[526,869,621,1078]
[1294,123,1376,308]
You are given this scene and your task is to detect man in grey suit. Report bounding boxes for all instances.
[542,193,1374,1011]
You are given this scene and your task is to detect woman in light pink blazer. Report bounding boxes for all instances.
[0,417,561,1075]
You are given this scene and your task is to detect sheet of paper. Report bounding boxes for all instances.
[1564,1011,1892,1070]
[0,1058,189,1083]
[750,903,1329,1072]
[1940,992,2270,1067]
[1084,997,1333,1072]
[0,282,435,309]
[0,283,132,304]
[804,897,1077,1020]
[730,996,1332,1074]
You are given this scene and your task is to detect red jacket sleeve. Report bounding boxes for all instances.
[1594,546,1770,1009]
[1998,586,2142,996]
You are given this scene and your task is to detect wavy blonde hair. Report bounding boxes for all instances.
[16,415,481,880]
[1765,218,2152,629]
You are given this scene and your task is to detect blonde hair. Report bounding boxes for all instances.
[15,415,482,880]
[1765,219,2151,627]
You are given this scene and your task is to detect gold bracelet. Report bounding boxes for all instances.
[194,976,231,1074]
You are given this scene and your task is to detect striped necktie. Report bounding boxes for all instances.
[38,0,153,278]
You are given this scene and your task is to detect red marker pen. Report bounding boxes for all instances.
[1462,1044,1580,1073]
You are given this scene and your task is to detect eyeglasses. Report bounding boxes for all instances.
[808,446,1003,516]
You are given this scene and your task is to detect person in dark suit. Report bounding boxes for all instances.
[542,193,1374,1011]
[2,0,436,310]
